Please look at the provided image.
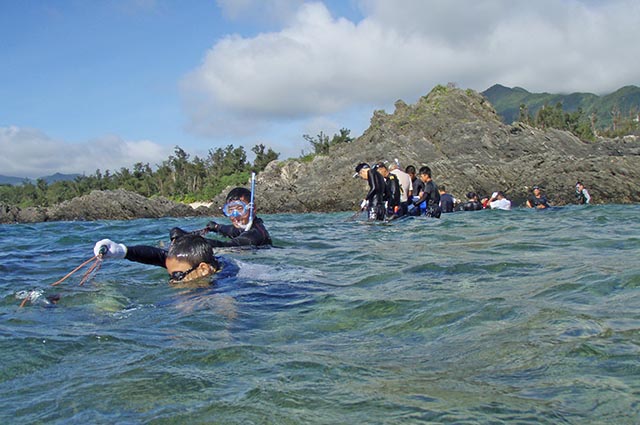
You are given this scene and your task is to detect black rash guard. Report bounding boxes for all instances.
[125,245,169,268]
[365,166,387,207]
[527,194,550,208]
[206,216,272,248]
[385,173,401,210]
[413,180,442,218]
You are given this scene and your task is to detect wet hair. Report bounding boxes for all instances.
[354,163,370,173]
[405,165,416,174]
[418,166,432,177]
[168,234,218,269]
[225,187,251,203]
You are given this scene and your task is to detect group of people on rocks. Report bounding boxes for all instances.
[354,161,592,221]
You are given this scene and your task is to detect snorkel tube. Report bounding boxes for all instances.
[243,172,256,231]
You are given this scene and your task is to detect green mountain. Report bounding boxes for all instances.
[482,84,640,129]
[0,173,81,186]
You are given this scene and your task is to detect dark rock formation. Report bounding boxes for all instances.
[247,86,640,213]
[0,189,213,223]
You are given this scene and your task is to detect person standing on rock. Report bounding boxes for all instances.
[526,186,551,209]
[409,166,441,218]
[354,163,387,221]
[575,181,591,204]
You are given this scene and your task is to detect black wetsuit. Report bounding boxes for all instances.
[461,200,483,211]
[365,166,387,221]
[206,216,272,248]
[527,194,550,208]
[439,193,455,213]
[413,180,442,218]
[384,173,401,215]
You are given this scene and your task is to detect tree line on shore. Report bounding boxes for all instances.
[517,101,639,141]
[0,129,354,209]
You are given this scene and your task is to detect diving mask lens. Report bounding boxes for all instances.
[222,200,248,218]
[169,265,197,283]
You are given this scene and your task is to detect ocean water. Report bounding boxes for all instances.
[1,205,639,424]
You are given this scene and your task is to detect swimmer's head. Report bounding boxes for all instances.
[167,234,219,284]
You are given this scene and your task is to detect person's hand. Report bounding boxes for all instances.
[169,227,189,241]
[94,239,127,259]
[360,199,368,209]
[206,221,220,232]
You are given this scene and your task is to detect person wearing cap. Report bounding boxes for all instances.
[375,162,401,217]
[526,185,550,209]
[409,166,441,218]
[354,163,387,220]
[575,181,591,204]
[460,192,483,211]
[388,162,412,215]
[488,191,511,210]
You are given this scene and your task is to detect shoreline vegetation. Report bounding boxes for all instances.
[2,85,639,224]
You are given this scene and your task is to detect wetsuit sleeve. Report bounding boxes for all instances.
[205,218,272,248]
[124,245,168,268]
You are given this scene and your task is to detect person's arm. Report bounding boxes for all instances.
[205,219,272,248]
[94,239,167,268]
[125,245,168,268]
[584,190,591,204]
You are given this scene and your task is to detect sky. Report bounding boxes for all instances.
[1,0,639,179]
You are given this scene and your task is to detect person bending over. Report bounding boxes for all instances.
[354,163,387,221]
[94,233,219,285]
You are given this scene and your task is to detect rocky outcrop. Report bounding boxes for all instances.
[0,189,213,223]
[3,86,639,224]
[246,86,640,213]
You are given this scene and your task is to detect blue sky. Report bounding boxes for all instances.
[1,0,639,178]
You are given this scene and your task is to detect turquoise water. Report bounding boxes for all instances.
[1,206,639,424]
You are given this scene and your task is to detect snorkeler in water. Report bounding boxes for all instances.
[94,233,220,285]
[200,186,272,248]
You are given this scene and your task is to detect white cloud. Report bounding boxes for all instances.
[182,0,640,145]
[0,126,170,179]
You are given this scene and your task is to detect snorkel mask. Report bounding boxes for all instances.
[222,200,249,218]
[221,172,256,231]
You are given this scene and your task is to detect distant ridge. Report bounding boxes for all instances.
[482,84,640,127]
[0,173,81,186]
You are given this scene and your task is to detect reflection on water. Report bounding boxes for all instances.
[1,206,639,423]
